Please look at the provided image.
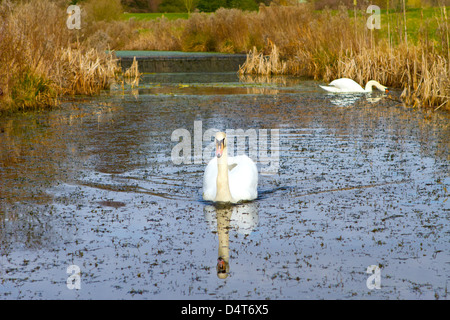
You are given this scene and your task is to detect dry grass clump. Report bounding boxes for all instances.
[56,48,121,96]
[180,8,260,53]
[84,20,140,51]
[238,44,286,75]
[81,0,141,52]
[82,0,123,22]
[123,8,258,53]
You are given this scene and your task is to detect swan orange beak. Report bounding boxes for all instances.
[216,139,224,158]
[385,88,389,94]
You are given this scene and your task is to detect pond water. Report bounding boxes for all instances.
[0,73,449,299]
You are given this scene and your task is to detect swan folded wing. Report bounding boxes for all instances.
[228,155,258,201]
[329,78,365,92]
[202,155,258,202]
[319,85,342,93]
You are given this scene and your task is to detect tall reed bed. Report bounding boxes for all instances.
[0,0,65,111]
[330,44,450,110]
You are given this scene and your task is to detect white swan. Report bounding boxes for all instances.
[203,132,258,203]
[320,78,388,93]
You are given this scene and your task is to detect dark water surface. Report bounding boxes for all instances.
[0,73,449,299]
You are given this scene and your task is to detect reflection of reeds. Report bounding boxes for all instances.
[238,73,287,86]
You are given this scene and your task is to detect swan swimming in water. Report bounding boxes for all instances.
[203,132,258,203]
[320,78,388,93]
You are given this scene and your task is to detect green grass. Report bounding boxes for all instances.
[379,7,448,42]
[348,6,450,45]
[122,12,190,21]
[122,7,448,43]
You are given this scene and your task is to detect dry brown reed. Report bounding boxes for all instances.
[329,43,449,110]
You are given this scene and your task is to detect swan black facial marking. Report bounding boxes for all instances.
[215,138,225,147]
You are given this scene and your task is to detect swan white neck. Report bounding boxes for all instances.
[365,80,385,92]
[215,147,233,203]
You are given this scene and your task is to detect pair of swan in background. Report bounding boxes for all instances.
[202,132,258,204]
[320,78,388,93]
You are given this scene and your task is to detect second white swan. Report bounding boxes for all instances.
[320,78,388,93]
[203,132,258,203]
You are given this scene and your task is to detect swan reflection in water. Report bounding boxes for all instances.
[326,93,386,107]
[204,202,258,279]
